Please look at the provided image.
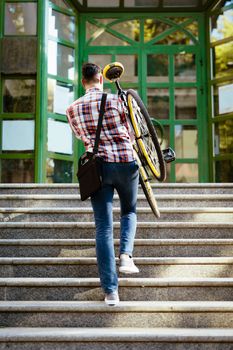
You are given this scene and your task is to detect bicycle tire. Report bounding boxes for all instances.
[127,89,166,182]
[139,169,160,219]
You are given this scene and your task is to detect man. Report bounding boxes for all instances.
[66,62,140,307]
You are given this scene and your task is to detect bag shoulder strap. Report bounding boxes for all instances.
[93,92,107,155]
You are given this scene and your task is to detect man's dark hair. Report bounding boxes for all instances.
[82,62,102,83]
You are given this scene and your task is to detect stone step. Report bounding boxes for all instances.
[1,194,233,208]
[0,327,233,350]
[0,183,232,195]
[1,221,233,239]
[1,300,233,327]
[1,207,233,222]
[1,238,233,257]
[1,256,233,278]
[1,277,233,301]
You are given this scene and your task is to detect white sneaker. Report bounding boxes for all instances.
[104,290,119,306]
[119,253,140,274]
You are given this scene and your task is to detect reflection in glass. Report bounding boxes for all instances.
[125,0,159,6]
[211,8,233,42]
[88,55,112,70]
[88,0,119,6]
[215,160,233,182]
[47,119,73,155]
[1,159,34,183]
[164,0,198,6]
[156,30,194,45]
[184,21,198,39]
[147,89,169,119]
[144,19,170,42]
[5,3,37,35]
[50,0,71,9]
[175,88,197,119]
[214,119,233,155]
[46,158,73,183]
[213,80,233,116]
[48,41,75,80]
[3,79,36,113]
[86,22,129,46]
[147,54,168,82]
[111,20,140,41]
[47,79,74,115]
[2,120,35,151]
[175,125,198,158]
[212,42,233,79]
[176,163,198,182]
[48,8,75,42]
[115,55,138,82]
[174,53,196,82]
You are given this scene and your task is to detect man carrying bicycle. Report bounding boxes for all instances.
[66,62,140,307]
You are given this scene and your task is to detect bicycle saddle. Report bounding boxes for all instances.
[103,62,124,82]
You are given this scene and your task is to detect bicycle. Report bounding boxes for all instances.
[103,62,176,218]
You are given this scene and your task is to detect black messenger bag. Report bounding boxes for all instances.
[76,92,107,201]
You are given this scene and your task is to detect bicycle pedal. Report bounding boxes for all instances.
[162,147,176,163]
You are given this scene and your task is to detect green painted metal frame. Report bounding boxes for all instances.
[206,2,233,182]
[79,12,208,182]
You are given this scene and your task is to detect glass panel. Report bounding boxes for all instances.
[157,124,170,149]
[175,125,198,158]
[88,54,112,70]
[125,0,159,6]
[1,159,34,183]
[46,158,73,183]
[3,79,36,113]
[86,22,129,46]
[96,18,117,25]
[184,21,198,39]
[144,19,170,43]
[2,120,35,151]
[1,37,37,74]
[147,88,169,119]
[176,163,198,182]
[214,119,233,155]
[47,119,73,155]
[211,8,233,42]
[174,53,196,82]
[212,41,233,79]
[48,79,74,115]
[111,20,140,41]
[213,80,233,116]
[175,88,197,119]
[115,55,138,82]
[4,3,37,35]
[156,30,194,45]
[50,0,71,9]
[87,0,119,6]
[164,0,198,6]
[214,159,233,182]
[48,8,75,42]
[147,54,168,83]
[48,41,75,80]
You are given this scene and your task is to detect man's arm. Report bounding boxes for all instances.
[66,105,83,140]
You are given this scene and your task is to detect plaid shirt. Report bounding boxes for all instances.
[65,86,135,162]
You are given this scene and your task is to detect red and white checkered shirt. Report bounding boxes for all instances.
[66,86,135,162]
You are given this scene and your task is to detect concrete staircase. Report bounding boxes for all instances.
[0,183,233,349]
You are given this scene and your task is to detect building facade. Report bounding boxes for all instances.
[0,0,232,183]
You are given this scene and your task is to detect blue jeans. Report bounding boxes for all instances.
[90,159,139,294]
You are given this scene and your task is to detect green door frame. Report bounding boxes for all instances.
[78,12,209,182]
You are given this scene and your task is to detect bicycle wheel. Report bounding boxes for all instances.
[134,150,160,219]
[127,89,166,182]
[139,164,160,219]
